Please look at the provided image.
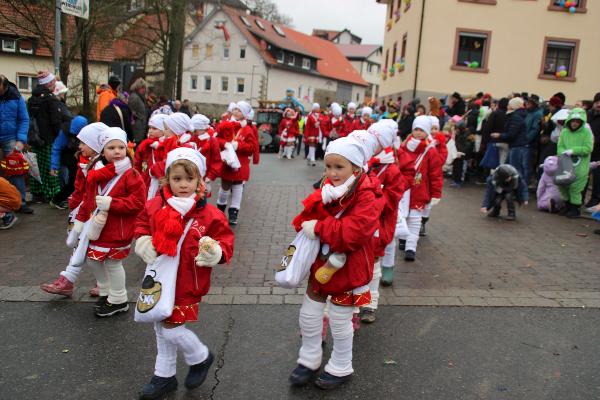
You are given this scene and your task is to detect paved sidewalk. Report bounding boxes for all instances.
[1,154,598,307]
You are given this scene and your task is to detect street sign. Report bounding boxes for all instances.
[61,0,89,20]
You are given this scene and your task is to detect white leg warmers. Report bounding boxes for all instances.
[154,322,178,377]
[422,203,432,219]
[308,146,316,162]
[230,184,244,210]
[161,324,209,366]
[405,210,423,252]
[60,264,82,283]
[297,295,326,370]
[105,259,128,304]
[382,240,395,267]
[217,187,230,206]
[366,261,382,310]
[324,303,354,377]
[284,146,294,159]
[87,259,109,297]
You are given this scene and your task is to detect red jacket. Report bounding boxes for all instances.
[368,161,408,257]
[304,112,326,144]
[397,140,443,210]
[218,124,257,182]
[76,165,146,248]
[340,114,357,137]
[135,194,235,306]
[294,174,382,295]
[134,138,160,189]
[68,156,90,210]
[278,117,299,145]
[433,133,448,166]
[352,118,372,131]
[191,134,222,181]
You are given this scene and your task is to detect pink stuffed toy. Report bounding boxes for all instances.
[537,156,564,212]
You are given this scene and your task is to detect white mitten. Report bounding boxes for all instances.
[224,142,233,150]
[240,119,247,128]
[114,158,132,175]
[195,237,223,267]
[430,198,441,207]
[95,195,112,211]
[135,235,157,264]
[87,211,108,241]
[232,141,239,151]
[73,220,85,234]
[179,133,192,144]
[301,220,318,240]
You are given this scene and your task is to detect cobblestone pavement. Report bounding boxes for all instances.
[1,153,598,307]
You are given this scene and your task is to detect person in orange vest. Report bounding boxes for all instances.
[96,76,121,121]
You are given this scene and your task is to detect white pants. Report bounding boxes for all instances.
[308,146,316,162]
[154,322,209,378]
[230,184,243,209]
[298,296,354,377]
[366,261,382,310]
[87,258,127,304]
[395,209,423,252]
[60,264,83,283]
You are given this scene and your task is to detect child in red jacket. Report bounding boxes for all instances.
[395,116,443,264]
[40,122,109,298]
[191,114,221,195]
[290,137,380,390]
[304,103,326,166]
[135,114,167,191]
[215,101,258,226]
[352,106,373,131]
[340,102,357,137]
[72,127,146,317]
[135,147,234,399]
[419,116,448,236]
[278,108,299,160]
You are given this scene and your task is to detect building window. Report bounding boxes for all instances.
[236,78,245,93]
[18,40,33,54]
[2,39,16,53]
[385,48,389,70]
[190,75,198,90]
[539,37,579,81]
[192,44,199,59]
[277,51,284,63]
[204,76,212,91]
[401,34,407,59]
[388,1,394,19]
[288,54,295,66]
[17,74,37,92]
[548,0,586,12]
[392,42,398,67]
[221,77,229,92]
[458,0,497,4]
[356,93,360,102]
[452,28,491,73]
[395,0,401,20]
[240,47,246,59]
[223,45,230,59]
[367,63,373,73]
[298,85,302,98]
[128,0,144,11]
[206,44,213,58]
[302,58,310,70]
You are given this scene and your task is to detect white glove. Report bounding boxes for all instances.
[179,133,192,144]
[240,119,247,128]
[14,141,24,151]
[195,237,223,267]
[232,141,239,151]
[95,195,112,211]
[301,220,318,240]
[430,198,441,207]
[135,235,157,265]
[456,151,465,158]
[73,220,85,234]
[563,149,574,156]
[224,142,233,150]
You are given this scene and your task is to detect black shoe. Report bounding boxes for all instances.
[487,207,500,218]
[559,201,571,216]
[94,295,108,310]
[398,239,406,251]
[289,364,318,386]
[404,250,416,262]
[216,203,226,213]
[228,208,239,225]
[505,213,516,221]
[140,375,177,400]
[584,199,599,209]
[314,371,352,390]
[17,204,34,214]
[185,352,214,389]
[0,213,18,230]
[566,204,581,219]
[359,308,376,324]
[419,217,429,237]
[95,300,129,317]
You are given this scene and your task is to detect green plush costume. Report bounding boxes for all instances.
[556,108,594,206]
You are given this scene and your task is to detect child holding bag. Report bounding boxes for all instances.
[40,122,109,297]
[289,137,380,390]
[73,127,146,317]
[134,147,234,399]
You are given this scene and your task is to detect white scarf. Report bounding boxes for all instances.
[166,193,196,217]
[79,162,89,177]
[94,157,132,175]
[321,174,356,204]
[373,149,395,164]
[406,137,422,152]
[198,132,210,141]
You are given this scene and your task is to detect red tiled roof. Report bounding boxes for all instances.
[222,7,367,87]
[336,44,381,59]
[0,3,113,62]
[113,14,166,61]
[312,29,340,41]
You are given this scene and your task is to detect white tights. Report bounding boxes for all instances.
[366,261,382,310]
[217,184,243,209]
[396,210,423,252]
[308,146,316,162]
[87,258,127,304]
[153,322,209,378]
[60,264,82,283]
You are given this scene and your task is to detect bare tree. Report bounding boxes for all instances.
[245,0,292,25]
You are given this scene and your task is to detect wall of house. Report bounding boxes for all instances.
[266,67,337,108]
[182,9,267,107]
[380,0,600,103]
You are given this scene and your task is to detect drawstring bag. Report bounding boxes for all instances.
[135,219,193,323]
[553,154,577,186]
[275,231,320,289]
[479,143,500,169]
[220,143,241,170]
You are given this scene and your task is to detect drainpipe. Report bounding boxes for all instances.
[412,0,426,100]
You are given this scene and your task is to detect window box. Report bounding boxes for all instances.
[451,28,491,73]
[538,37,579,82]
[548,0,586,13]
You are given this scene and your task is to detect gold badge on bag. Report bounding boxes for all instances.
[278,245,296,271]
[136,272,162,313]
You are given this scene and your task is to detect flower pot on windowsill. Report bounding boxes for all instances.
[386,20,393,31]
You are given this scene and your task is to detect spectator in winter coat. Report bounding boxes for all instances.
[523,94,544,184]
[447,92,466,117]
[584,92,600,211]
[398,104,415,140]
[100,93,133,141]
[128,78,148,144]
[481,98,509,163]
[491,97,529,184]
[0,75,30,213]
[96,76,120,121]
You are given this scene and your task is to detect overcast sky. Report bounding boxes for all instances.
[274,0,387,45]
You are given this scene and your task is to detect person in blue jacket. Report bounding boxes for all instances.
[0,75,31,214]
[49,115,88,209]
